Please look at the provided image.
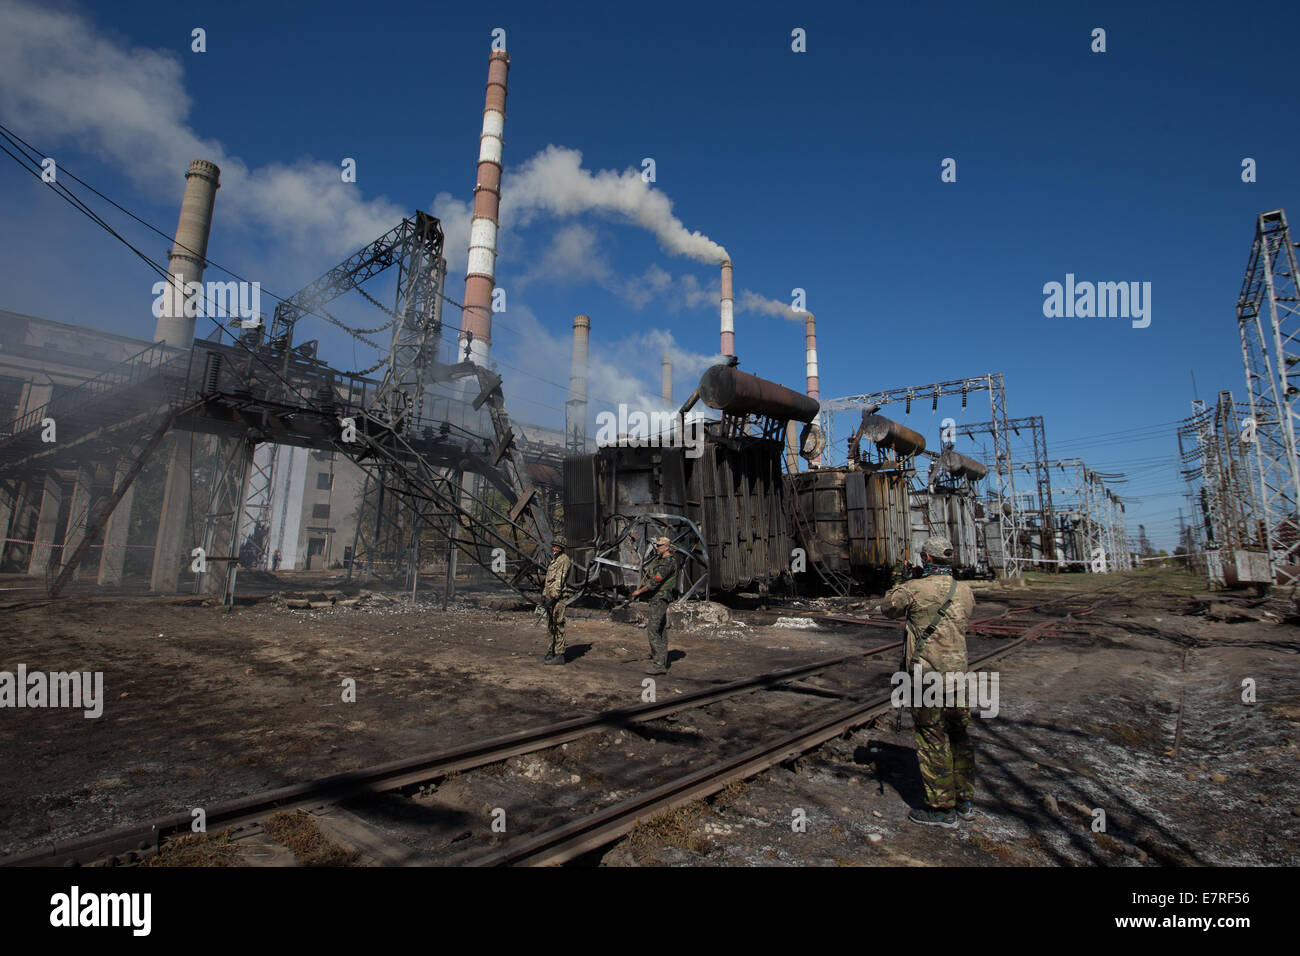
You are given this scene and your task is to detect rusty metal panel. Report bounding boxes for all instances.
[563,455,598,545]
[845,470,869,565]
[660,447,686,511]
[717,452,738,589]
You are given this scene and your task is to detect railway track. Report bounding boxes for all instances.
[3,591,1099,868]
[469,616,1072,866]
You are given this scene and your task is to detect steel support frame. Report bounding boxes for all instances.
[1237,209,1300,586]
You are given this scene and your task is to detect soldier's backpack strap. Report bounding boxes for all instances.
[913,575,959,660]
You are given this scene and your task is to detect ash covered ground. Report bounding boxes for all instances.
[1,568,1296,867]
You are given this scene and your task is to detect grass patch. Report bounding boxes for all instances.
[628,801,715,861]
[263,811,360,866]
[146,829,240,867]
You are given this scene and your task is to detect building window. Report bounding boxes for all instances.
[316,472,333,490]
[311,503,330,520]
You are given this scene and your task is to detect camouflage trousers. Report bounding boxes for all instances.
[547,601,566,655]
[912,705,975,810]
[647,598,669,666]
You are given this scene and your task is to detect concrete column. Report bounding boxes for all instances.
[27,474,63,575]
[98,461,136,587]
[61,465,95,580]
[150,437,192,593]
[0,486,15,560]
[1,483,30,569]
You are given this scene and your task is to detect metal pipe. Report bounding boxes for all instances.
[459,47,510,367]
[698,365,819,423]
[154,159,221,346]
[719,259,735,357]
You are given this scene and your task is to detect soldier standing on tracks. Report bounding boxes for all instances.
[541,537,571,666]
[881,535,977,828]
[630,536,677,675]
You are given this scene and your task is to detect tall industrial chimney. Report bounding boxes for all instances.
[804,311,821,465]
[661,354,672,404]
[566,315,590,453]
[719,259,735,357]
[459,48,510,367]
[154,159,220,346]
[803,312,819,400]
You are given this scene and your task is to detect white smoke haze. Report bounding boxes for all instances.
[739,289,805,320]
[493,306,722,431]
[0,0,404,259]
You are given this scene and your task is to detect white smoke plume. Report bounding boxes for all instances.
[432,145,729,284]
[504,146,727,264]
[739,289,805,320]
[0,1,404,259]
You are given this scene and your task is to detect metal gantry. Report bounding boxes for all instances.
[1047,458,1130,571]
[823,373,1019,576]
[1237,209,1300,586]
[955,415,1055,569]
[1177,391,1265,586]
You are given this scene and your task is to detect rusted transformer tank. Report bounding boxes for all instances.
[786,466,913,584]
[564,364,818,598]
[782,407,922,591]
[910,448,989,578]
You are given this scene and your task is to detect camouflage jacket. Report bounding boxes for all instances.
[640,554,677,603]
[543,553,571,601]
[881,571,974,674]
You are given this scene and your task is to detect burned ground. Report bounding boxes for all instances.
[1,568,1296,866]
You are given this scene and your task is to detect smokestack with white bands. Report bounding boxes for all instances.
[719,258,735,357]
[459,47,510,366]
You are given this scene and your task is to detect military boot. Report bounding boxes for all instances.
[908,806,959,828]
[643,661,667,675]
[540,652,555,663]
[545,653,566,665]
[956,800,975,820]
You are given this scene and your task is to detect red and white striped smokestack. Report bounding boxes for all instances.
[803,312,819,400]
[459,47,510,367]
[805,311,821,465]
[719,259,735,357]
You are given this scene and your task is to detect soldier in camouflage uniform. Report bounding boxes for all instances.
[540,538,571,666]
[630,536,677,675]
[881,535,977,827]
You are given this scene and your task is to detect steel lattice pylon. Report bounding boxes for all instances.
[955,414,1054,569]
[1237,209,1300,586]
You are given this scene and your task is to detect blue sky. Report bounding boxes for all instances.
[2,0,1298,549]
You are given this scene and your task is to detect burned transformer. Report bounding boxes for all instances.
[563,364,820,602]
